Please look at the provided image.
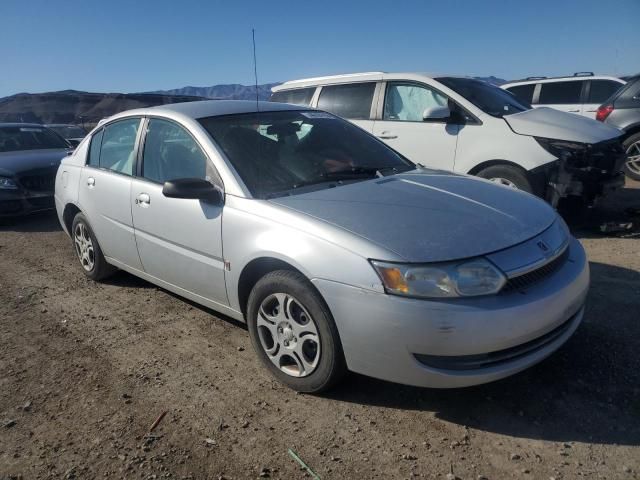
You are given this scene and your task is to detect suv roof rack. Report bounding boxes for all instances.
[525,76,547,80]
[573,72,594,77]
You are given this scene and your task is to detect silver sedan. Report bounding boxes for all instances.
[54,100,589,392]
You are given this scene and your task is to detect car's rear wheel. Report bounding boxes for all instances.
[247,270,346,393]
[476,164,534,194]
[71,213,116,281]
[623,133,640,181]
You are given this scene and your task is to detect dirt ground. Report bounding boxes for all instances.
[1,181,639,480]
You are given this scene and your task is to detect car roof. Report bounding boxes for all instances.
[45,123,80,127]
[0,122,49,128]
[108,99,308,122]
[503,75,625,88]
[271,72,458,91]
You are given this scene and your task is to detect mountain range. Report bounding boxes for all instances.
[0,77,507,126]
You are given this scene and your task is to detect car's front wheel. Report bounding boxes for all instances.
[247,270,346,393]
[476,164,534,194]
[71,212,116,281]
[623,133,640,181]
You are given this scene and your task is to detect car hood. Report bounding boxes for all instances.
[0,148,68,176]
[504,107,621,144]
[270,172,557,263]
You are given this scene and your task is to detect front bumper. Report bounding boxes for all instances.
[0,190,55,217]
[312,237,589,388]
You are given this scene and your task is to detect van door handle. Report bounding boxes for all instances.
[377,132,398,139]
[135,193,150,207]
[567,109,580,113]
[87,177,95,187]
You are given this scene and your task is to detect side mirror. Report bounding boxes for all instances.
[162,178,224,205]
[422,105,451,121]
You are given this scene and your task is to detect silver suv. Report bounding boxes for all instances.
[596,75,640,180]
[502,73,625,120]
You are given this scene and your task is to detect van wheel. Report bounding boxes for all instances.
[247,270,346,393]
[71,213,116,281]
[623,133,640,181]
[476,165,534,194]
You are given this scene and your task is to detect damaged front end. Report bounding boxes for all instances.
[533,137,627,207]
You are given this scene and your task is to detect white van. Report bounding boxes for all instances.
[271,72,625,206]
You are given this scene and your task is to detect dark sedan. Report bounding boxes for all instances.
[45,124,87,147]
[0,123,71,217]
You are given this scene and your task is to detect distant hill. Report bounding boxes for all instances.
[148,83,280,101]
[0,90,204,127]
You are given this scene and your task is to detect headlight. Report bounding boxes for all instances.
[0,176,18,190]
[535,137,588,158]
[371,258,506,298]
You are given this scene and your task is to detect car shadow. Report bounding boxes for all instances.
[0,211,62,233]
[326,261,640,446]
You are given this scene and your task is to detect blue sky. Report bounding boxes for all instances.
[1,0,638,97]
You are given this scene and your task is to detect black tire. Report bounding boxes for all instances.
[476,164,534,194]
[622,133,640,181]
[71,213,116,281]
[247,270,346,393]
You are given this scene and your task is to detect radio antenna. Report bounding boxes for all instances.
[252,28,259,111]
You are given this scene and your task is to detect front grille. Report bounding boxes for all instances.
[19,172,56,192]
[568,138,626,174]
[0,200,23,214]
[415,310,580,371]
[501,247,569,293]
[26,196,55,210]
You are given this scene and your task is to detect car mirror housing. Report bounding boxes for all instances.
[162,178,224,205]
[423,105,451,122]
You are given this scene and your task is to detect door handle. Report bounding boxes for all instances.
[87,177,95,187]
[377,132,398,139]
[135,193,150,206]
[567,109,580,113]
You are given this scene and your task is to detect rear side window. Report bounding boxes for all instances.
[99,118,141,176]
[87,129,103,167]
[539,81,582,104]
[317,83,375,120]
[270,88,315,106]
[505,84,536,104]
[383,83,448,121]
[588,80,623,104]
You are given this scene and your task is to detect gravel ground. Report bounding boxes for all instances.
[1,181,639,480]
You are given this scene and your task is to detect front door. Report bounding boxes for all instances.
[372,82,459,170]
[130,118,228,307]
[78,117,143,270]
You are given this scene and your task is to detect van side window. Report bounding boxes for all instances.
[270,88,315,106]
[383,83,448,121]
[505,84,536,104]
[87,129,103,167]
[317,83,375,120]
[100,118,141,175]
[539,81,582,105]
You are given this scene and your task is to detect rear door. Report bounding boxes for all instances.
[78,117,143,270]
[315,82,377,132]
[372,81,459,169]
[130,117,228,307]
[583,79,625,119]
[537,80,584,115]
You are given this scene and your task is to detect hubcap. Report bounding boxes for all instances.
[74,222,95,272]
[256,293,320,378]
[489,177,518,189]
[626,140,640,175]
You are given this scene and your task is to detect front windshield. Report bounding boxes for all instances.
[437,77,531,118]
[199,110,414,198]
[50,125,86,139]
[0,125,69,152]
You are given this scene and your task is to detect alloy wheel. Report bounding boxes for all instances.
[256,293,321,377]
[626,140,640,176]
[490,177,518,189]
[74,222,95,272]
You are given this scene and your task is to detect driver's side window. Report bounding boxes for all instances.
[141,119,210,184]
[383,83,448,122]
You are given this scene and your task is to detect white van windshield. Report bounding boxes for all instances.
[437,77,531,118]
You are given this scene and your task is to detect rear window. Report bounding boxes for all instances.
[539,81,582,104]
[588,80,623,104]
[0,126,68,152]
[270,87,315,106]
[317,83,376,120]
[505,84,536,104]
